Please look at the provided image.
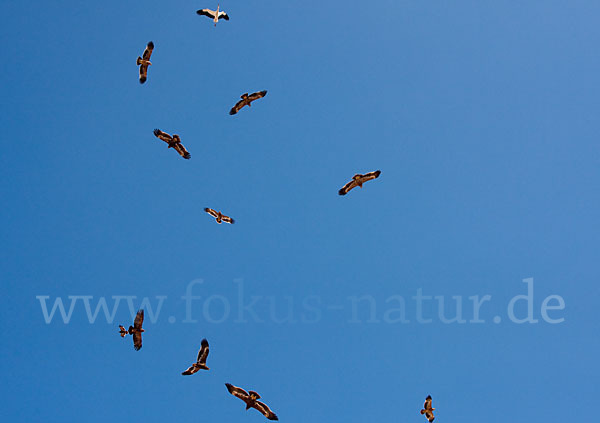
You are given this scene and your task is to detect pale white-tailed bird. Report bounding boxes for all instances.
[137,41,154,84]
[196,4,229,26]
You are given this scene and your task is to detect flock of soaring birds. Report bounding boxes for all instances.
[123,4,436,422]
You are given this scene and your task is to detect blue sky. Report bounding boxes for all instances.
[1,0,599,421]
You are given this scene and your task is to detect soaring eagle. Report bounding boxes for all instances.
[119,309,144,351]
[338,170,381,195]
[153,129,191,159]
[229,90,267,115]
[225,383,278,420]
[197,4,229,26]
[182,339,210,375]
[204,208,235,224]
[137,41,154,84]
[420,395,435,422]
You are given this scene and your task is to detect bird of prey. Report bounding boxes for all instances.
[119,309,144,351]
[420,395,435,422]
[229,91,267,115]
[204,207,235,224]
[182,339,210,375]
[225,383,278,420]
[137,41,154,84]
[338,170,381,195]
[153,129,191,159]
[197,4,229,26]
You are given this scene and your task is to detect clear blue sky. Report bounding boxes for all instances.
[1,1,599,422]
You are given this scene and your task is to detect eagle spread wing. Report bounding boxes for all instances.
[142,41,153,61]
[221,215,235,224]
[253,401,278,421]
[133,331,142,351]
[138,41,153,84]
[182,364,199,375]
[139,65,148,84]
[197,338,209,365]
[362,170,381,182]
[229,98,246,115]
[173,142,191,159]
[204,208,219,218]
[338,170,381,195]
[131,309,143,350]
[225,383,250,401]
[197,9,216,19]
[153,129,172,143]
[338,179,359,196]
[248,90,267,101]
[133,309,144,330]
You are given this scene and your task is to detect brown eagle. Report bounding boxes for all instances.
[119,309,144,351]
[225,383,278,420]
[338,170,381,195]
[137,41,154,84]
[153,129,191,159]
[204,207,234,224]
[420,395,435,422]
[229,90,267,115]
[182,338,210,375]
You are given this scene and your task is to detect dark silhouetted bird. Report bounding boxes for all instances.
[182,339,210,375]
[338,170,381,195]
[225,383,278,420]
[229,91,267,115]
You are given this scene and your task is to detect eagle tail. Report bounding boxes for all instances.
[137,56,142,65]
[420,410,426,415]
